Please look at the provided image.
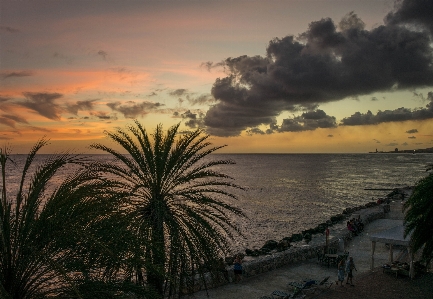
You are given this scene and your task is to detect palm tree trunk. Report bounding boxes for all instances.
[147,198,165,296]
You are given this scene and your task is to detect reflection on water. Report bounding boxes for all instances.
[4,153,432,252]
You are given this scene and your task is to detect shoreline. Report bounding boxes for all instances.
[182,189,414,298]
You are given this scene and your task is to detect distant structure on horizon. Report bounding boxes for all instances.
[369,147,433,154]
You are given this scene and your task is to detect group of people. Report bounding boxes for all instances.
[336,256,357,286]
[346,216,364,236]
[217,255,243,283]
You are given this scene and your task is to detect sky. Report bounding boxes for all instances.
[1,0,433,154]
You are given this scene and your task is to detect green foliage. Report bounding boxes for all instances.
[0,139,150,299]
[403,170,433,264]
[91,121,244,297]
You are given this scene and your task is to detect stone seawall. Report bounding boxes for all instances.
[194,204,387,291]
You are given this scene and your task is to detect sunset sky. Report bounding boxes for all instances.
[1,0,432,154]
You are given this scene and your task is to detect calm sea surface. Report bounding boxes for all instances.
[5,153,432,252]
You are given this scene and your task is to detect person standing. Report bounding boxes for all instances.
[233,254,243,283]
[336,259,345,286]
[345,257,357,286]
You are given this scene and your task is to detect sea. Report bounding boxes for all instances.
[4,153,432,253]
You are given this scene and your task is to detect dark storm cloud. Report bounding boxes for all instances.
[204,0,433,136]
[20,92,63,120]
[246,127,266,136]
[0,114,28,128]
[278,110,337,132]
[180,110,205,129]
[187,94,216,106]
[107,101,163,118]
[0,26,19,33]
[2,71,34,79]
[385,0,433,35]
[341,92,433,125]
[169,89,216,106]
[405,129,418,133]
[66,99,97,115]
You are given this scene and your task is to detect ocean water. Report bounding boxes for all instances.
[214,153,432,251]
[4,153,432,252]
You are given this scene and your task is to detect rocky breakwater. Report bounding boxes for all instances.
[185,187,410,293]
[234,202,387,280]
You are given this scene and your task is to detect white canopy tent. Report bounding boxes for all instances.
[369,224,415,278]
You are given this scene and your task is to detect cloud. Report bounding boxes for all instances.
[28,126,52,133]
[402,142,409,146]
[179,109,205,129]
[385,0,433,35]
[327,134,334,137]
[20,92,64,120]
[0,96,11,103]
[66,99,97,115]
[0,114,28,128]
[373,139,381,143]
[341,93,433,125]
[107,100,163,118]
[386,142,399,146]
[246,127,266,136]
[278,110,337,132]
[405,129,418,133]
[169,89,188,97]
[408,136,416,139]
[2,71,34,79]
[90,111,116,120]
[0,26,19,33]
[187,94,216,106]
[98,50,108,60]
[169,89,216,106]
[204,2,433,136]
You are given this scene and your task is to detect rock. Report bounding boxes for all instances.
[290,233,303,242]
[261,240,278,251]
[277,239,290,251]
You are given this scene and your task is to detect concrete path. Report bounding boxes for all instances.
[183,201,406,299]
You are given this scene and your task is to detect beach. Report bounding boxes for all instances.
[182,200,433,299]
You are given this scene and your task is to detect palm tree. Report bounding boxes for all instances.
[0,139,151,299]
[90,121,244,297]
[403,166,433,264]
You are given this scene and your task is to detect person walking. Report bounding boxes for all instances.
[336,259,345,286]
[345,256,357,286]
[233,254,243,283]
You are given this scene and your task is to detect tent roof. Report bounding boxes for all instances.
[369,224,411,247]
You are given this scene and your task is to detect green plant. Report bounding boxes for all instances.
[403,168,433,264]
[0,140,150,299]
[90,121,244,297]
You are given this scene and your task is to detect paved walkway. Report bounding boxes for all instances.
[183,201,407,299]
